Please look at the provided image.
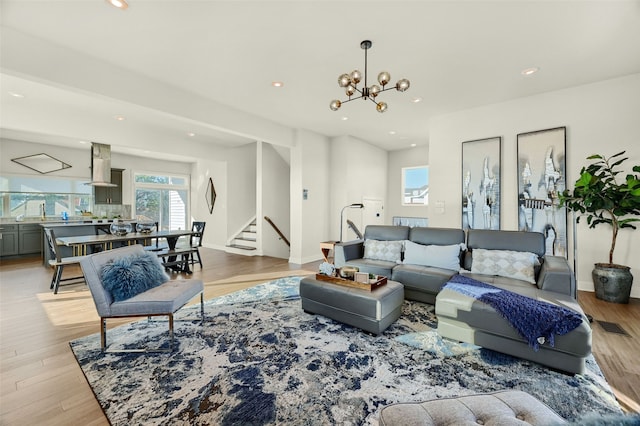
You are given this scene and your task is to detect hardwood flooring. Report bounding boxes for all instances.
[1,248,638,425]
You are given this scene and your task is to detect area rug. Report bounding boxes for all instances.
[70,276,622,425]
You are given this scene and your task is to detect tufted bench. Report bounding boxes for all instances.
[378,390,566,425]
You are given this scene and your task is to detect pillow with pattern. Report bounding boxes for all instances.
[470,248,539,284]
[364,239,404,263]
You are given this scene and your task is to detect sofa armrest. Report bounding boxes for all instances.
[536,255,576,298]
[334,240,364,267]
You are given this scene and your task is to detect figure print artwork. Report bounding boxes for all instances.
[517,127,567,257]
[461,137,501,230]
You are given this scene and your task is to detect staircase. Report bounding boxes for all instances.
[227,219,257,252]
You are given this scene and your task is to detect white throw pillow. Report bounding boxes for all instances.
[363,239,404,263]
[403,240,462,270]
[471,248,539,284]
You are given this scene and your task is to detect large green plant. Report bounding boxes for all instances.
[560,151,640,265]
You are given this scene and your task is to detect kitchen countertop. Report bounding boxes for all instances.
[0,218,134,226]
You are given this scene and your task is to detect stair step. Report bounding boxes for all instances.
[227,244,257,251]
[241,232,256,240]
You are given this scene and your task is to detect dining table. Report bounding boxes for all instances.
[56,229,197,272]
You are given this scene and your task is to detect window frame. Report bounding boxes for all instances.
[401,165,429,206]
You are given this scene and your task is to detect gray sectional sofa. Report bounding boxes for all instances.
[334,225,592,374]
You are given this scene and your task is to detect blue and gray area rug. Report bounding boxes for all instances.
[71,276,623,425]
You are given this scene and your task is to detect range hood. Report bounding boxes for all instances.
[88,142,118,187]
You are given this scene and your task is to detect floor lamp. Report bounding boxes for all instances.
[340,203,364,242]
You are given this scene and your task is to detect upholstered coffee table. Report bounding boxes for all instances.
[300,275,404,335]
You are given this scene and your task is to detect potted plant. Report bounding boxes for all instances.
[560,151,640,303]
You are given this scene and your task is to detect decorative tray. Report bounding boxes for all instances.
[315,274,387,291]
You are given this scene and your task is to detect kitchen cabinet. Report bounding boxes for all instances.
[94,169,123,204]
[19,223,43,255]
[0,224,19,257]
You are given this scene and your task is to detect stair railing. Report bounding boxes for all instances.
[263,216,290,247]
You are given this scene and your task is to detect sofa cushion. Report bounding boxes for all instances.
[100,252,169,302]
[470,248,539,284]
[403,240,462,270]
[364,239,403,263]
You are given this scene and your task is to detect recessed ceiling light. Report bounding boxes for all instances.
[79,140,88,144]
[521,67,539,76]
[411,97,422,103]
[106,0,128,10]
[389,131,396,135]
[410,143,417,147]
[341,116,349,121]
[8,92,25,98]
[114,115,126,121]
[272,81,284,87]
[187,132,196,137]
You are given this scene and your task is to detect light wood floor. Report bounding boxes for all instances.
[1,248,638,425]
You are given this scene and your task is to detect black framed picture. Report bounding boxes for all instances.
[517,126,567,257]
[461,136,501,230]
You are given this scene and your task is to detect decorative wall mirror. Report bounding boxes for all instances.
[11,153,71,174]
[205,177,217,214]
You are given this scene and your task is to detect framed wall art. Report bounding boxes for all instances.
[461,136,501,230]
[517,126,567,257]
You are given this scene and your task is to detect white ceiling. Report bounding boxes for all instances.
[1,0,640,157]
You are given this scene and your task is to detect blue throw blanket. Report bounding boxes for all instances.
[443,275,583,351]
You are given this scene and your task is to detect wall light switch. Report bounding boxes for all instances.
[435,200,445,214]
[302,189,308,200]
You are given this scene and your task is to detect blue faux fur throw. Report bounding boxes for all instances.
[443,275,583,350]
[101,252,169,302]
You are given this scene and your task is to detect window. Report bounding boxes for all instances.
[134,173,190,231]
[0,175,92,218]
[402,166,429,206]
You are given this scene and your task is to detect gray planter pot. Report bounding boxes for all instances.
[592,263,633,304]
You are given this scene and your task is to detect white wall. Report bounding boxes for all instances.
[429,73,640,298]
[191,158,227,249]
[387,145,429,223]
[225,143,257,239]
[330,136,388,241]
[260,142,290,259]
[290,129,331,264]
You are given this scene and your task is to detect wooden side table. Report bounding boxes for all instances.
[319,240,338,263]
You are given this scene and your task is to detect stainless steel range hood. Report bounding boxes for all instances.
[88,142,118,187]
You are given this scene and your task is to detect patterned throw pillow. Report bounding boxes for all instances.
[363,239,404,263]
[100,252,170,302]
[403,240,462,271]
[470,248,539,284]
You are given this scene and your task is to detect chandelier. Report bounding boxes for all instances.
[330,40,410,113]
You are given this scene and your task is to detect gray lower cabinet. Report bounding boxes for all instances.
[19,224,43,255]
[0,224,44,257]
[0,224,19,257]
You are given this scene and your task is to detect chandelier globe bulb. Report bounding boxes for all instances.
[369,84,381,98]
[378,71,391,86]
[330,100,342,111]
[396,79,410,92]
[338,74,352,88]
[345,85,356,97]
[350,70,362,85]
[376,101,388,113]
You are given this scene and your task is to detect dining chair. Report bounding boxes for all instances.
[188,221,206,268]
[44,228,86,294]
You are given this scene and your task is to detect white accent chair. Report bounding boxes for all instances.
[79,244,204,353]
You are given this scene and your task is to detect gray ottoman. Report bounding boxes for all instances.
[379,390,566,425]
[300,275,404,335]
